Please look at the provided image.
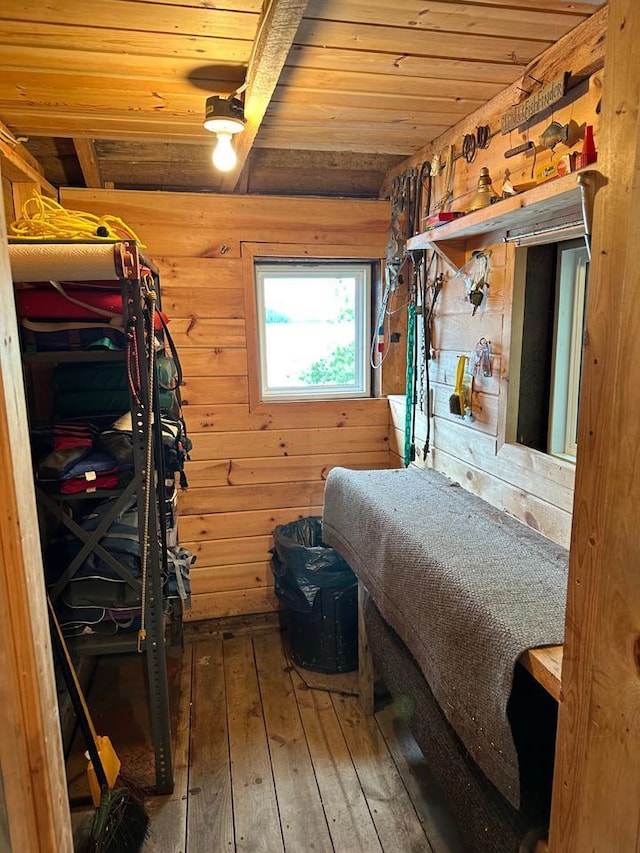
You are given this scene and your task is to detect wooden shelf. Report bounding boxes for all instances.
[406,169,596,252]
[520,644,563,702]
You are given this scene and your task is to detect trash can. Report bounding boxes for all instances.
[271,516,358,673]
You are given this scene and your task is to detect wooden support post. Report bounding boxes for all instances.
[0,119,56,198]
[73,138,103,188]
[549,1,640,849]
[11,180,38,221]
[358,582,374,715]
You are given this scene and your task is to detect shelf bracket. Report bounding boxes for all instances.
[424,240,462,276]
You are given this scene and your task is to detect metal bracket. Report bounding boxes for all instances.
[576,170,596,260]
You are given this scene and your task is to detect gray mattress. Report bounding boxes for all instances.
[322,466,568,807]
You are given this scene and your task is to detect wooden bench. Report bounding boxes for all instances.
[325,465,568,830]
[519,645,563,702]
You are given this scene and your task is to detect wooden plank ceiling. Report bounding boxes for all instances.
[0,0,604,198]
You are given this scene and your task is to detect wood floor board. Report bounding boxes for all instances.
[375,704,464,853]
[332,692,434,853]
[291,658,358,696]
[186,640,234,853]
[253,632,334,853]
[225,635,285,853]
[291,669,384,853]
[144,644,193,853]
[69,630,466,852]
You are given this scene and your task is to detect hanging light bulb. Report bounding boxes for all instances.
[204,96,246,173]
[212,131,237,172]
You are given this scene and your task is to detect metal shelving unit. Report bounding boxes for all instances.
[13,242,175,795]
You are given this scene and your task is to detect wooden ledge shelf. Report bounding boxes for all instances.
[520,645,563,702]
[406,169,597,253]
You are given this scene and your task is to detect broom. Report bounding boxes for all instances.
[48,598,150,852]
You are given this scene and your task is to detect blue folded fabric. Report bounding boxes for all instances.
[61,451,117,480]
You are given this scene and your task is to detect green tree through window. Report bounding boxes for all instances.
[298,342,356,385]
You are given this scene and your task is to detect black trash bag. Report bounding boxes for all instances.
[271,516,358,673]
[272,516,355,611]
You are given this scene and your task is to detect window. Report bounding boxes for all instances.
[254,262,372,402]
[512,238,589,461]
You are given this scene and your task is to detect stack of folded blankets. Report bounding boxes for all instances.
[33,421,128,495]
[47,496,194,637]
[33,418,194,636]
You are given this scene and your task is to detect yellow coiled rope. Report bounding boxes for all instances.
[9,193,146,247]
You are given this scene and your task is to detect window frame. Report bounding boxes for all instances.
[254,261,371,403]
[241,243,381,411]
[548,242,589,461]
[497,241,579,489]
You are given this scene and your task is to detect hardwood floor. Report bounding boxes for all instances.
[72,629,464,852]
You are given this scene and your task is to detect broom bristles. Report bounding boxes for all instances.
[449,392,463,415]
[88,787,149,853]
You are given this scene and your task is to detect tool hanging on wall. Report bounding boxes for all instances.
[371,260,409,368]
[416,160,433,233]
[383,164,435,372]
[471,338,492,378]
[403,291,417,466]
[403,250,426,465]
[476,125,491,150]
[462,133,477,164]
[449,354,469,417]
[388,163,430,265]
[402,249,442,464]
[461,124,491,164]
[504,140,535,159]
[448,250,491,316]
[433,145,455,212]
[418,261,442,457]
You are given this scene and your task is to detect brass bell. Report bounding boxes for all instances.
[467,167,499,212]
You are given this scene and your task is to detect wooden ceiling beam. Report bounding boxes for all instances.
[0,119,56,197]
[73,138,103,188]
[219,0,310,193]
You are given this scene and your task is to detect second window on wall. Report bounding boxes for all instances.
[513,238,589,462]
[254,261,372,402]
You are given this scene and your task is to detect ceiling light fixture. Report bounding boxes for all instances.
[204,96,246,172]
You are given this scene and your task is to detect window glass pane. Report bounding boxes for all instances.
[255,263,371,402]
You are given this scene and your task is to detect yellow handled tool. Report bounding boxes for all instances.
[48,599,149,851]
[48,598,121,806]
[449,354,468,416]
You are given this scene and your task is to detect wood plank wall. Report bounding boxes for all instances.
[59,188,390,621]
[386,10,606,549]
